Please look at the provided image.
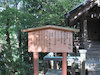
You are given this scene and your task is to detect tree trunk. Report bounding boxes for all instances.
[6,19,11,49]
[6,18,13,74]
[18,30,21,49]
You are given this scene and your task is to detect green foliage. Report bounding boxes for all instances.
[0,7,34,75]
[24,0,82,26]
[0,0,83,74]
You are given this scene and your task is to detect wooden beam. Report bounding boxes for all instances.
[67,0,96,26]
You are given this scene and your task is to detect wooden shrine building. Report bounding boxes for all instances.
[65,0,100,74]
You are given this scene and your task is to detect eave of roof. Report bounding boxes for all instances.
[65,0,97,26]
[22,25,79,32]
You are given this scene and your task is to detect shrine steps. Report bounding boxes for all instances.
[87,41,100,58]
[86,41,100,75]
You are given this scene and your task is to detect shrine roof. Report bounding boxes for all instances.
[22,25,79,32]
[65,0,97,26]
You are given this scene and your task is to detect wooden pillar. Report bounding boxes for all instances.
[79,13,88,49]
[33,52,39,75]
[62,52,67,75]
[83,19,88,49]
[79,17,84,49]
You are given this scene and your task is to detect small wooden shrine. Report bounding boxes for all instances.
[22,25,79,75]
[65,0,100,52]
[65,0,100,74]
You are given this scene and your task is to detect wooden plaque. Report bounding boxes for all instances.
[28,29,73,52]
[22,25,79,53]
